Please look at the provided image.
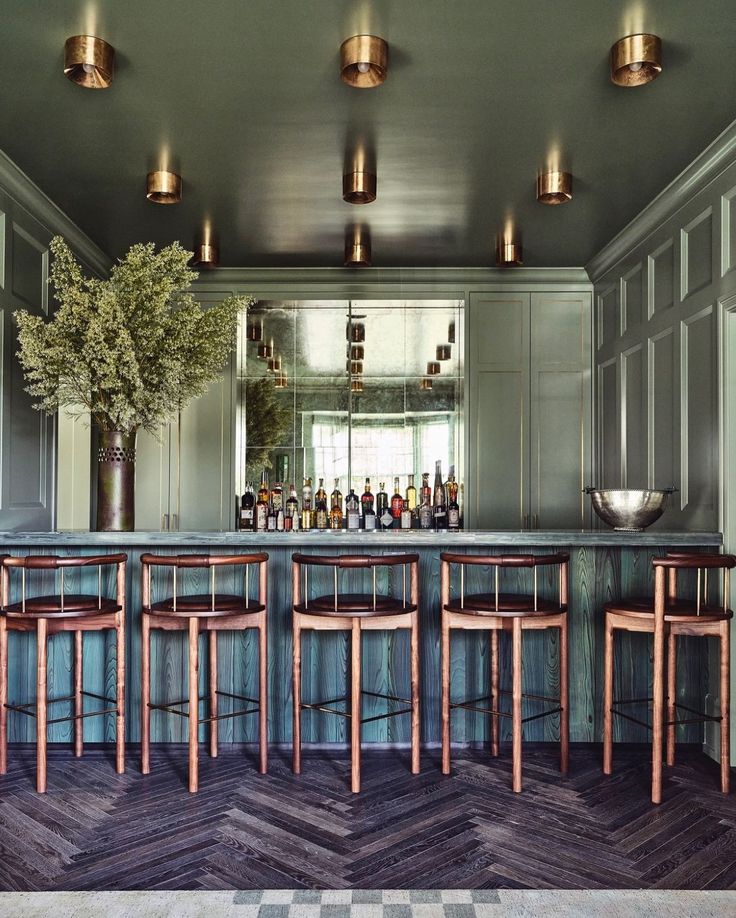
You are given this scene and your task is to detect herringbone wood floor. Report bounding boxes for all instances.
[0,744,735,891]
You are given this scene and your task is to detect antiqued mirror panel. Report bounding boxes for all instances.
[235,299,464,497]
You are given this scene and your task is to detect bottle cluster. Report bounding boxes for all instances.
[235,461,463,532]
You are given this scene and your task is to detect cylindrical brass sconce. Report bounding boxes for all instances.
[436,344,451,361]
[610,34,662,86]
[340,35,388,88]
[274,372,288,389]
[349,322,366,342]
[267,355,282,373]
[350,344,365,360]
[537,171,573,205]
[496,234,523,267]
[247,318,263,342]
[448,320,455,344]
[345,228,371,267]
[146,170,182,204]
[420,378,433,391]
[349,360,364,375]
[351,377,364,393]
[190,242,219,268]
[427,361,441,376]
[64,35,115,89]
[257,339,274,360]
[343,170,377,204]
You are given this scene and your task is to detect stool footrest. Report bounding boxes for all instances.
[301,689,414,724]
[451,690,562,722]
[611,698,723,731]
[148,691,261,723]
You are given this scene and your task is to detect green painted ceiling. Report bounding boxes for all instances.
[2,1,736,268]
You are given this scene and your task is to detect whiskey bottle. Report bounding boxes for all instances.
[285,484,299,520]
[376,482,392,530]
[401,498,412,529]
[406,474,417,512]
[364,501,377,531]
[276,506,285,531]
[256,485,269,532]
[330,496,343,530]
[258,470,270,507]
[267,504,277,531]
[361,478,374,519]
[447,474,460,531]
[330,478,343,515]
[390,477,404,527]
[433,460,447,530]
[301,476,313,531]
[419,490,433,530]
[271,481,283,513]
[420,472,431,509]
[240,482,255,531]
[346,487,361,530]
[315,478,329,530]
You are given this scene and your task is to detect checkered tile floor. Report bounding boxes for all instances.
[233,889,500,917]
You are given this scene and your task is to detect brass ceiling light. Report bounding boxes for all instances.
[448,321,455,344]
[274,371,288,389]
[257,339,274,360]
[496,232,523,267]
[247,317,263,342]
[436,344,451,361]
[190,241,219,268]
[420,378,433,391]
[350,344,365,360]
[537,171,573,205]
[427,361,441,376]
[343,168,377,204]
[267,354,282,373]
[351,377,364,394]
[610,34,662,87]
[344,227,371,267]
[340,35,388,88]
[146,170,182,204]
[64,35,114,88]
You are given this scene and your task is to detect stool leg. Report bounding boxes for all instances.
[259,614,268,775]
[490,628,499,758]
[351,618,361,793]
[603,616,614,775]
[0,616,7,775]
[651,620,666,805]
[36,619,48,794]
[188,617,199,793]
[441,614,451,775]
[720,619,731,794]
[292,619,301,775]
[410,613,420,776]
[209,631,218,759]
[666,631,677,767]
[512,617,523,793]
[141,613,151,775]
[116,610,125,775]
[559,616,569,776]
[74,631,83,758]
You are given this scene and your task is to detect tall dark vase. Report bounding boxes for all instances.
[96,428,136,531]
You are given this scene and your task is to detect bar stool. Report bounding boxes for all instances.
[291,552,420,793]
[603,552,734,804]
[0,553,127,793]
[141,552,268,793]
[440,552,569,792]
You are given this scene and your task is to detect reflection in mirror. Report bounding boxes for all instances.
[235,299,464,496]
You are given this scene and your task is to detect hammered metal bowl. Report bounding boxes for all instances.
[584,487,677,531]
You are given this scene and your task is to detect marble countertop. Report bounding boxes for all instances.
[0,529,722,547]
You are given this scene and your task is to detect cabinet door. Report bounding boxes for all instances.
[529,292,592,529]
[468,292,530,529]
[134,423,174,530]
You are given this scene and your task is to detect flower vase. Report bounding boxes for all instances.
[96,428,136,531]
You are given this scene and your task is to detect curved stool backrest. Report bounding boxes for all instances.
[440,551,569,612]
[655,552,736,614]
[291,552,419,612]
[1,553,127,613]
[141,552,269,611]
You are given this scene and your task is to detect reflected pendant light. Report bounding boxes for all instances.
[345,228,371,267]
[351,377,364,393]
[427,361,441,376]
[496,234,523,267]
[420,378,433,391]
[537,171,573,205]
[343,169,377,204]
[448,320,456,344]
[190,242,219,268]
[257,339,274,360]
[436,344,451,361]
[610,34,662,86]
[350,344,365,360]
[267,354,282,373]
[247,318,263,342]
[64,35,115,88]
[349,322,366,342]
[146,170,182,204]
[274,372,288,389]
[349,360,364,375]
[340,35,388,88]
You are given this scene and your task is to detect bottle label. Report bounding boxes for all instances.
[316,509,328,529]
[401,510,412,529]
[277,511,285,531]
[284,515,293,531]
[380,511,393,529]
[267,515,277,531]
[434,510,447,529]
[364,513,376,531]
[448,507,460,529]
[347,510,361,530]
[256,505,268,531]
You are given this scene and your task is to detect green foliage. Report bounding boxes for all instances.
[14,236,253,434]
[245,376,293,480]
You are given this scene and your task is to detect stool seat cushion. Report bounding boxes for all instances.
[605,596,733,623]
[2,594,121,619]
[147,594,265,618]
[444,592,565,618]
[295,593,415,618]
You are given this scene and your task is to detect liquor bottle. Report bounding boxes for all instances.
[447,474,460,531]
[255,484,269,532]
[271,481,283,513]
[420,472,431,509]
[406,474,417,512]
[458,482,465,529]
[258,469,270,506]
[285,484,299,520]
[401,498,412,529]
[276,507,285,531]
[419,490,433,530]
[330,495,343,530]
[390,477,404,527]
[361,478,374,519]
[346,487,361,530]
[301,476,313,531]
[433,460,447,529]
[235,494,240,530]
[315,478,329,530]
[267,503,277,531]
[376,482,392,530]
[240,482,255,531]
[330,478,343,516]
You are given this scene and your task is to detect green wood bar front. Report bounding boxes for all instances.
[0,529,721,746]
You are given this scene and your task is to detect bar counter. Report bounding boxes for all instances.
[0,529,722,748]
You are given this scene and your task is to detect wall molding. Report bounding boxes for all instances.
[587,116,736,283]
[0,149,111,278]
[193,265,592,295]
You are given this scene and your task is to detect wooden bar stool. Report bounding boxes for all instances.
[0,553,127,793]
[292,552,420,793]
[440,552,569,793]
[141,552,268,793]
[604,552,734,804]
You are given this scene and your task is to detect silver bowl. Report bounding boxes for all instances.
[584,487,677,531]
